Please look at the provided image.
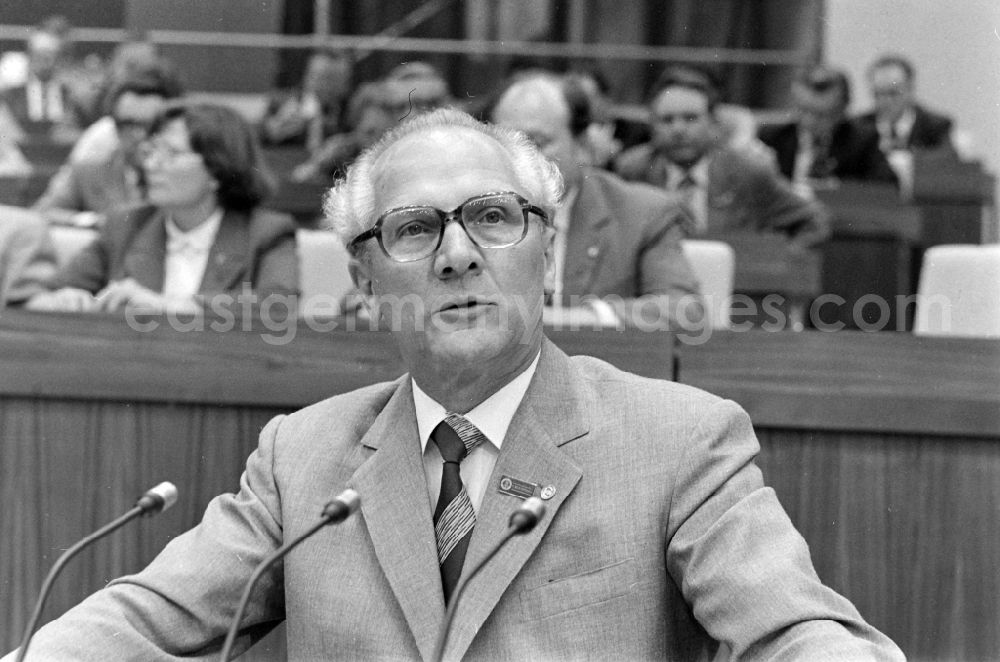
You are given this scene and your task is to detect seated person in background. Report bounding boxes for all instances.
[852,53,962,190]
[491,71,704,330]
[290,80,415,183]
[855,53,958,155]
[0,205,58,306]
[63,37,170,165]
[260,49,353,153]
[382,60,454,119]
[32,64,184,228]
[9,107,904,662]
[26,102,298,314]
[758,64,896,186]
[615,65,830,250]
[564,67,623,169]
[0,15,91,145]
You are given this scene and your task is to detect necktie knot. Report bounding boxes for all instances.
[677,171,697,190]
[433,413,487,462]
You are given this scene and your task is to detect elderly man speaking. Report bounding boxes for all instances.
[8,108,903,661]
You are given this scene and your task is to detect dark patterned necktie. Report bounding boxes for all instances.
[676,171,704,234]
[431,413,487,603]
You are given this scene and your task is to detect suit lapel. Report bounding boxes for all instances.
[199,210,249,293]
[121,209,166,291]
[562,174,612,297]
[444,340,588,660]
[348,378,445,661]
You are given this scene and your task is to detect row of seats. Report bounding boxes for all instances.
[42,224,1000,337]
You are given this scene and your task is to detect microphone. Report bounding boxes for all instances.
[218,488,360,662]
[432,497,546,662]
[15,482,179,662]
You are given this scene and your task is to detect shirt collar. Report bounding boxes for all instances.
[667,158,708,188]
[165,208,223,254]
[412,349,541,453]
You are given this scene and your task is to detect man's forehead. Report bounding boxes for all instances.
[653,87,709,113]
[372,126,522,206]
[375,127,514,175]
[496,78,568,123]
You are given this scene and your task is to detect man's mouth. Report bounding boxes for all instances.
[440,299,484,312]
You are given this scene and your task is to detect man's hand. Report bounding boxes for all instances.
[25,287,99,312]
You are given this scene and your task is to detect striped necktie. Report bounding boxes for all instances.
[431,413,487,603]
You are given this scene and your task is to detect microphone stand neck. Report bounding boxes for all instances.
[16,506,145,662]
[432,526,519,662]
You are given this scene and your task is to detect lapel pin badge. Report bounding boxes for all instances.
[540,485,556,500]
[498,475,538,500]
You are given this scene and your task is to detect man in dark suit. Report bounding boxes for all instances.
[615,65,830,250]
[757,64,896,185]
[853,53,956,155]
[490,71,705,331]
[7,108,904,661]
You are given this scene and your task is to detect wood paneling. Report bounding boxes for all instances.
[2,311,998,660]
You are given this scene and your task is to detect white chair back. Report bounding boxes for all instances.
[682,239,735,329]
[914,244,1000,338]
[296,228,354,319]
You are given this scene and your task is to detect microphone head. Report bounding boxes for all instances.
[509,496,545,533]
[136,481,179,515]
[322,488,360,524]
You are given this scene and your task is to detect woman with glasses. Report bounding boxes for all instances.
[26,101,298,314]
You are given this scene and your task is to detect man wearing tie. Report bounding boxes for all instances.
[489,70,704,331]
[757,64,897,187]
[616,65,830,250]
[9,108,903,661]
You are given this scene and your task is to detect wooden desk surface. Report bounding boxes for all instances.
[0,310,676,406]
[676,329,1000,438]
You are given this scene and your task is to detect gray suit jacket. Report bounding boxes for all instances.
[562,168,704,329]
[15,340,903,661]
[32,148,141,225]
[614,143,831,249]
[49,204,299,301]
[0,204,58,305]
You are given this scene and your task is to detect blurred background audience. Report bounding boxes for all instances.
[0,4,993,335]
[25,101,297,314]
[32,62,184,229]
[260,49,354,152]
[614,65,829,251]
[490,70,705,331]
[758,64,896,190]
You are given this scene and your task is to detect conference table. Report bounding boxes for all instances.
[1,309,997,660]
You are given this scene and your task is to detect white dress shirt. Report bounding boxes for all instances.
[877,108,916,153]
[26,78,64,122]
[413,350,540,516]
[163,209,222,299]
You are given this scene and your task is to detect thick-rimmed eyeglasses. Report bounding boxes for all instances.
[349,191,550,263]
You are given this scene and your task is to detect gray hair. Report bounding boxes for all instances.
[322,107,564,249]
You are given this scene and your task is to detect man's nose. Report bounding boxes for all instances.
[433,220,481,279]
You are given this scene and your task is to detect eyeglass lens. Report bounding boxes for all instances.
[381,193,527,260]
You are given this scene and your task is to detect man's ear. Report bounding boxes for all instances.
[348,254,375,296]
